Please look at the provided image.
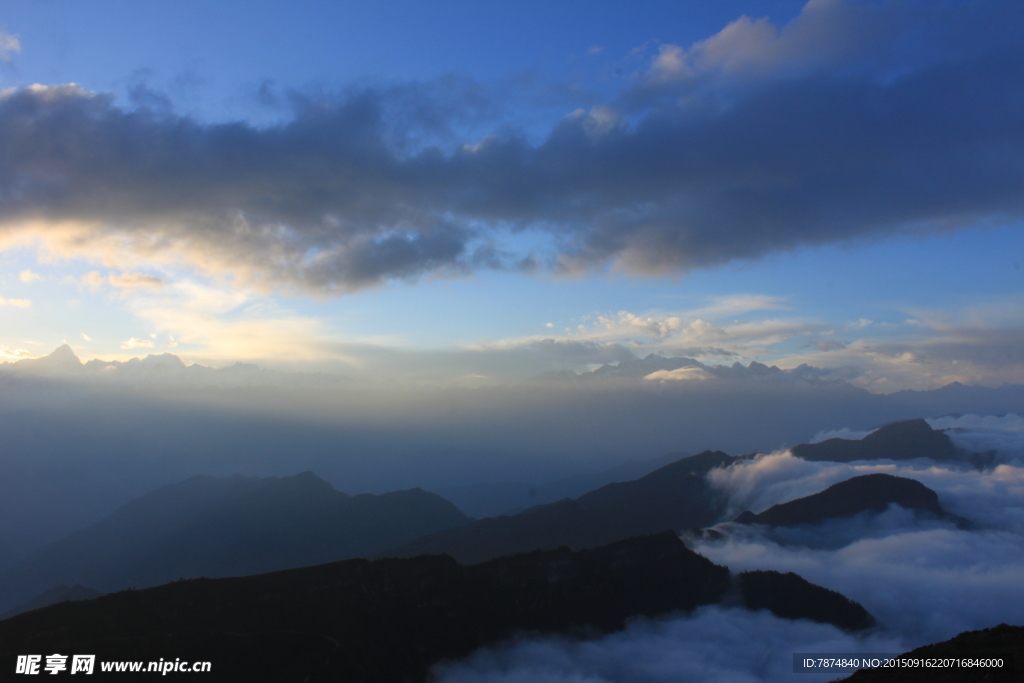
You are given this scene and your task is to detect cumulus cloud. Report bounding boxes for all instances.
[595,312,683,340]
[0,1,1021,293]
[638,0,884,88]
[0,296,31,307]
[18,269,41,283]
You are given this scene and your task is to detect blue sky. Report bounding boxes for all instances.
[0,0,1022,390]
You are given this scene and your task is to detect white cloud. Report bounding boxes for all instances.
[687,295,788,319]
[108,272,164,289]
[644,367,713,382]
[0,296,31,307]
[79,271,106,289]
[18,269,41,283]
[434,606,904,683]
[691,416,1024,649]
[0,345,34,361]
[927,414,1024,464]
[120,337,154,350]
[81,333,92,342]
[596,311,683,340]
[124,280,350,366]
[435,415,1024,682]
[696,525,1024,650]
[643,0,874,86]
[773,318,1024,391]
[0,30,20,62]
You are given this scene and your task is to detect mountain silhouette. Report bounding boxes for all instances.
[9,343,83,374]
[733,473,947,527]
[0,584,102,620]
[383,450,735,563]
[0,472,469,612]
[437,450,689,518]
[792,419,958,462]
[0,533,873,682]
[737,570,876,631]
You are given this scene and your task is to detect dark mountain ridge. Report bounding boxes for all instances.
[792,419,959,462]
[734,473,948,527]
[384,450,736,564]
[841,623,1023,682]
[438,449,689,518]
[0,584,102,620]
[737,570,876,632]
[0,533,873,682]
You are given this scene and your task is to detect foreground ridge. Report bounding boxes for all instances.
[0,532,872,682]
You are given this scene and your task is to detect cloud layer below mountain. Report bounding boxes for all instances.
[434,415,1024,682]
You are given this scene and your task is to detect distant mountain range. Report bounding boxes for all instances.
[0,472,469,612]
[387,420,982,563]
[0,533,875,683]
[0,344,335,388]
[2,417,981,615]
[533,352,841,385]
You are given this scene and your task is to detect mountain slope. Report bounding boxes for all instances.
[0,472,470,611]
[437,450,688,518]
[841,623,1023,682]
[738,570,876,631]
[0,584,102,620]
[383,450,735,564]
[792,419,959,462]
[734,473,947,527]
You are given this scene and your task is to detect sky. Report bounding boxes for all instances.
[1,0,1022,391]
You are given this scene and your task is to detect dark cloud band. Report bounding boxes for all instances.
[1,1,1021,291]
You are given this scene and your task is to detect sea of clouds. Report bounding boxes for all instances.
[433,415,1024,682]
